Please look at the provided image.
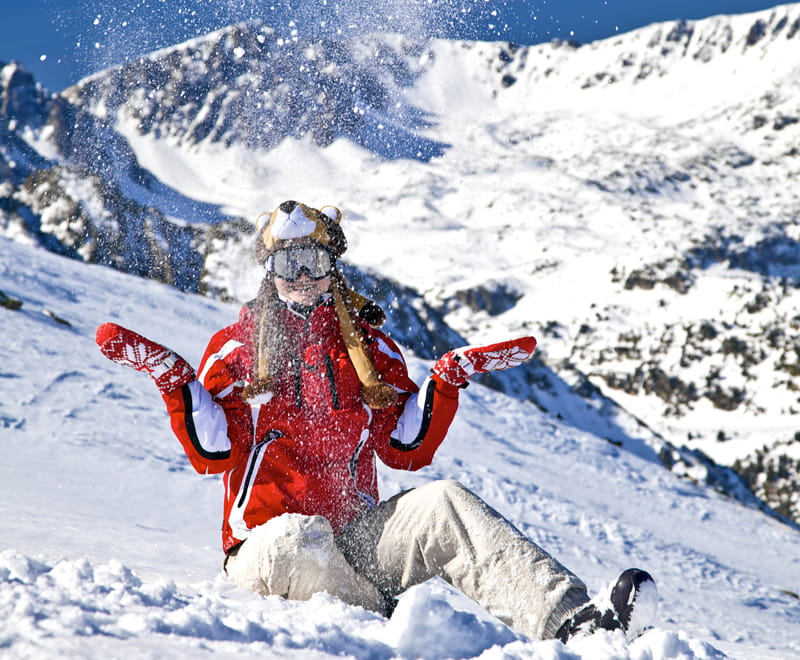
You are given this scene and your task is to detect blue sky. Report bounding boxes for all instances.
[0,0,789,92]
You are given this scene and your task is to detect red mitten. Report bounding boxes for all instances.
[96,322,195,395]
[432,336,537,387]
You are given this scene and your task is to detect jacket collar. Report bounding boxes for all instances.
[280,292,333,319]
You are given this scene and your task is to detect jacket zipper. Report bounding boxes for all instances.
[324,353,340,410]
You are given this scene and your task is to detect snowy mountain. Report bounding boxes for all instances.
[2,5,800,656]
[0,59,235,292]
[5,1,800,530]
[52,4,800,524]
[62,23,448,161]
[2,221,799,660]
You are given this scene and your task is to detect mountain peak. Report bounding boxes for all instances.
[63,21,447,161]
[1,61,50,128]
[482,4,800,101]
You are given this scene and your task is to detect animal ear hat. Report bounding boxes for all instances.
[255,200,346,262]
[251,200,395,409]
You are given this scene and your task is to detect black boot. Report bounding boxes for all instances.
[555,569,658,643]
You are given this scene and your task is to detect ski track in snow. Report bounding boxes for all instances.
[2,231,800,659]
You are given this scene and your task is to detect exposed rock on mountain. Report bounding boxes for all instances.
[1,60,230,291]
[63,23,448,161]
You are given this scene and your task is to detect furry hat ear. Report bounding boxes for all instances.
[255,212,270,231]
[320,205,341,223]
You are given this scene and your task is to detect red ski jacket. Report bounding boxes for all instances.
[163,297,458,553]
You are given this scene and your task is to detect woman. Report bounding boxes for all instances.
[96,200,657,643]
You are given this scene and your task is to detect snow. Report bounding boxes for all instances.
[2,230,800,660]
[5,6,800,659]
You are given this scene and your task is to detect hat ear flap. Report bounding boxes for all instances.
[330,271,396,409]
[254,210,278,264]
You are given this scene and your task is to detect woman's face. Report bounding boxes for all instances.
[274,272,331,306]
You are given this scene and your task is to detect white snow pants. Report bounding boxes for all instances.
[224,479,588,640]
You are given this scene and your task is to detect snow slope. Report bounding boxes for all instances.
[2,235,799,659]
[77,5,800,524]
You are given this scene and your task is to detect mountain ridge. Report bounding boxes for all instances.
[63,22,448,161]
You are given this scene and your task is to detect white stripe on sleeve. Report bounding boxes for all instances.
[198,339,245,387]
[187,380,232,455]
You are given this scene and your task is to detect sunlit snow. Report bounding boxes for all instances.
[3,4,800,659]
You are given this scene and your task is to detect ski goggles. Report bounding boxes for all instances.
[266,246,334,281]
